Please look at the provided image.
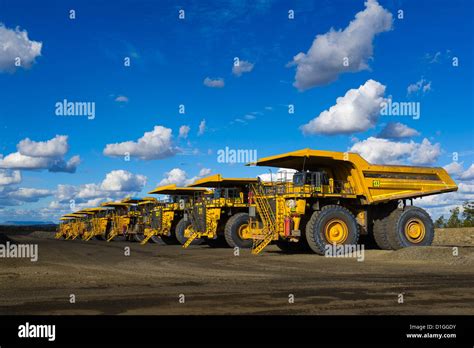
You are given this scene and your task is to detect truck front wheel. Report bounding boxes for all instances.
[306,205,360,255]
[175,218,203,246]
[224,213,253,248]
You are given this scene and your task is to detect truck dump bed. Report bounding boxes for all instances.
[187,174,258,188]
[148,184,210,196]
[250,148,457,204]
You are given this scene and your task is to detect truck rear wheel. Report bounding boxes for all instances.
[175,218,203,246]
[373,207,395,250]
[224,213,253,248]
[386,206,434,249]
[305,205,359,255]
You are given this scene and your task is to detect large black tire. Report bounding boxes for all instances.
[175,218,203,246]
[372,205,395,250]
[160,234,179,245]
[128,224,144,242]
[224,213,253,248]
[305,205,360,255]
[132,233,145,242]
[386,206,434,249]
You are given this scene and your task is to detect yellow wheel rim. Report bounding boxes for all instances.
[324,219,349,244]
[404,218,425,243]
[237,224,248,239]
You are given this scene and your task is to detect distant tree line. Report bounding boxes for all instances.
[434,201,474,228]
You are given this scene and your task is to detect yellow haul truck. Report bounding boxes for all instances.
[74,209,97,241]
[100,201,134,242]
[243,149,458,255]
[59,213,90,240]
[121,197,158,243]
[181,175,258,248]
[81,207,113,241]
[143,185,211,245]
[56,217,74,239]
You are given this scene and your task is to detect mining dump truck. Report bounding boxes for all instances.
[243,148,458,255]
[121,197,158,242]
[144,184,211,245]
[56,216,74,239]
[182,175,258,248]
[74,209,100,241]
[81,207,113,241]
[58,213,90,240]
[73,209,101,241]
[100,201,134,242]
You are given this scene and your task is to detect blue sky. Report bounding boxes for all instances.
[0,0,472,221]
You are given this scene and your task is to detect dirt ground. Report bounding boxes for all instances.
[0,228,473,315]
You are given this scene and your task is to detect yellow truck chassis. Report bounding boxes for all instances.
[182,175,258,248]
[142,185,210,245]
[244,149,458,254]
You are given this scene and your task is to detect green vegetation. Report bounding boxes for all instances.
[434,201,474,228]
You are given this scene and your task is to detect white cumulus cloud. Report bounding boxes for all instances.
[443,161,464,176]
[49,155,81,173]
[301,79,386,135]
[198,168,212,176]
[0,135,79,173]
[100,170,147,192]
[0,23,42,73]
[0,152,51,170]
[103,125,179,160]
[7,188,51,202]
[416,181,474,219]
[0,186,52,206]
[258,168,297,182]
[179,125,190,139]
[159,167,212,187]
[289,0,392,90]
[54,170,147,205]
[159,168,191,186]
[460,164,474,181]
[18,135,69,158]
[232,60,254,76]
[115,95,129,103]
[203,77,225,88]
[198,120,206,136]
[0,169,21,186]
[377,122,420,139]
[350,137,441,165]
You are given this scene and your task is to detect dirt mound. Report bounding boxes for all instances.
[434,227,474,246]
[373,246,474,266]
[28,231,57,239]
